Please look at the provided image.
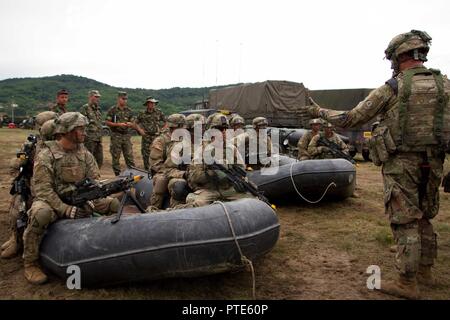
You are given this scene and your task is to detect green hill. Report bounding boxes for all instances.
[0,74,232,120]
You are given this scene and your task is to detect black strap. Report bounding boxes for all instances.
[385,78,398,96]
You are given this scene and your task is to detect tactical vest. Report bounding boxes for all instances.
[383,67,450,153]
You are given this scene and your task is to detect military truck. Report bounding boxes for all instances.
[208,81,375,160]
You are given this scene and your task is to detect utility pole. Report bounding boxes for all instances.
[11,103,18,124]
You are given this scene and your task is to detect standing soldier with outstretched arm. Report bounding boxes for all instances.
[80,90,104,168]
[305,30,450,299]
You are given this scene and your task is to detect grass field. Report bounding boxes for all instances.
[0,128,449,300]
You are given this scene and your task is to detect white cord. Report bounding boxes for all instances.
[289,162,336,204]
[214,201,256,300]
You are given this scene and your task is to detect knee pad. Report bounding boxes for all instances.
[109,198,121,214]
[170,180,190,201]
[153,175,169,194]
[29,206,54,234]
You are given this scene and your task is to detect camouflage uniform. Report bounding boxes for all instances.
[2,113,57,259]
[106,105,136,175]
[22,112,119,284]
[177,113,253,208]
[308,132,349,159]
[80,102,104,168]
[149,114,186,209]
[307,30,450,294]
[136,107,166,171]
[297,131,318,160]
[49,103,67,116]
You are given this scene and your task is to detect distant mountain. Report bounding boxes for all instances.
[0,74,234,119]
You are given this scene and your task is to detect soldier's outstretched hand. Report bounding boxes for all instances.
[306,97,322,117]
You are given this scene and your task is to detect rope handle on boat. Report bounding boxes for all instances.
[214,201,256,300]
[289,162,336,204]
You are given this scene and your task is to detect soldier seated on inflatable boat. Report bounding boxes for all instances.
[1,112,58,260]
[172,113,256,209]
[308,122,350,160]
[297,118,322,160]
[21,112,120,285]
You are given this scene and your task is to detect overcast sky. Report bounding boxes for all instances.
[0,0,449,90]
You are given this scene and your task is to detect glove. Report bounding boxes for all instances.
[306,97,322,117]
[65,201,94,219]
[318,146,329,153]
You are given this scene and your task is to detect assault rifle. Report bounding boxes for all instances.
[61,174,144,208]
[317,136,356,164]
[209,162,276,210]
[10,134,38,230]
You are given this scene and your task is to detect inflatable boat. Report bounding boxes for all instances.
[40,198,279,287]
[126,156,356,208]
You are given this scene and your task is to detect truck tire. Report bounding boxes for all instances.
[362,149,371,161]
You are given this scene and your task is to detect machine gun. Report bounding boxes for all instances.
[61,174,144,208]
[317,136,356,164]
[209,162,276,210]
[10,134,38,230]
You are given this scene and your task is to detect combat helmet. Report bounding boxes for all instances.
[166,113,186,128]
[230,115,245,127]
[208,113,229,129]
[323,121,334,128]
[252,117,268,129]
[54,112,88,134]
[385,30,432,71]
[185,114,205,130]
[309,118,322,125]
[40,119,56,141]
[34,111,57,131]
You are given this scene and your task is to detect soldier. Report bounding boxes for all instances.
[178,113,253,208]
[232,117,272,170]
[1,112,57,259]
[148,114,187,210]
[135,96,166,171]
[80,90,104,168]
[105,92,137,176]
[229,114,245,131]
[308,122,349,159]
[49,89,69,115]
[297,118,322,160]
[22,112,120,284]
[305,30,450,299]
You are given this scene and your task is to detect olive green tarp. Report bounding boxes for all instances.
[208,80,311,127]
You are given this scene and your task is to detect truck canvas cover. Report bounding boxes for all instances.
[209,80,310,127]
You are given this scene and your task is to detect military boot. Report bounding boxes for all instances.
[379,274,420,300]
[1,240,19,259]
[417,265,436,286]
[389,245,397,253]
[1,234,15,250]
[24,262,48,285]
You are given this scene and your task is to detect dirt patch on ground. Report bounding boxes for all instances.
[1,128,449,300]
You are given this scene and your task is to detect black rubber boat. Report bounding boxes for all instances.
[247,158,356,204]
[40,198,280,287]
[126,156,356,207]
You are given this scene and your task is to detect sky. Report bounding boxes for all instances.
[0,0,449,90]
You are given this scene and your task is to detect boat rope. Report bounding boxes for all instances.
[214,201,256,300]
[289,162,336,204]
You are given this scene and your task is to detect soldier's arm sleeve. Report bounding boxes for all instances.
[307,135,320,156]
[33,152,70,217]
[80,105,87,117]
[312,85,394,128]
[149,137,165,173]
[338,137,350,155]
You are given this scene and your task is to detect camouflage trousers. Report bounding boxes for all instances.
[174,187,254,209]
[382,152,443,276]
[110,132,135,176]
[84,138,103,169]
[3,195,23,249]
[22,198,118,264]
[141,134,157,172]
[150,169,187,209]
